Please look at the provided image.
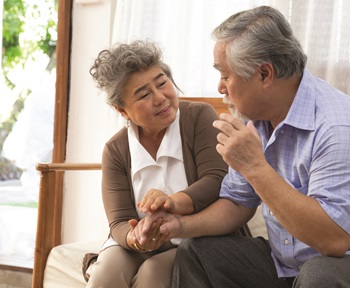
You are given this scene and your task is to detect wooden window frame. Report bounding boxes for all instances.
[30,0,71,286]
[41,0,72,252]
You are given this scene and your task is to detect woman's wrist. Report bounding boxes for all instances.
[127,228,148,252]
[170,192,194,215]
[131,242,148,252]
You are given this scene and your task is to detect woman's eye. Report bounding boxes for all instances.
[139,93,150,99]
[221,77,228,81]
[158,80,166,87]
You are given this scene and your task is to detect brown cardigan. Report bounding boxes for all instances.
[101,100,228,249]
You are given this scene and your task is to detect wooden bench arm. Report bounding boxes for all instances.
[36,162,101,172]
[32,162,101,288]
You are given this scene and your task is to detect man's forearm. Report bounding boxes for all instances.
[177,198,255,238]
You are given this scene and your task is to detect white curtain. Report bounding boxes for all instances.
[290,0,350,95]
[110,0,350,97]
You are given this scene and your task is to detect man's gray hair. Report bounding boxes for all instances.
[212,6,307,79]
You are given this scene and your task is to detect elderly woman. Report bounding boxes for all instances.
[85,40,227,288]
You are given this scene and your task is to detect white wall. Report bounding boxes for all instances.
[62,0,123,244]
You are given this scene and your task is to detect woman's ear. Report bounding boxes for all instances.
[115,106,129,119]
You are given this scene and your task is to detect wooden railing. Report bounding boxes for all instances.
[32,163,101,288]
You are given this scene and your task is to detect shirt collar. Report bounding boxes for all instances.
[157,109,183,160]
[128,109,183,176]
[282,70,316,131]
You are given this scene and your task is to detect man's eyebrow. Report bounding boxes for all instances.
[134,72,165,95]
[213,64,222,71]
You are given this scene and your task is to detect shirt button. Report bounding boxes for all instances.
[270,210,274,216]
[284,239,289,245]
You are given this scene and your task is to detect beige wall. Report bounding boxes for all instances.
[62,0,122,244]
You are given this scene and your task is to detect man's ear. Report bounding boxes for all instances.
[260,63,273,82]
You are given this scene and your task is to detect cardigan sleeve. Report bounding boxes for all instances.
[179,101,228,212]
[101,131,138,248]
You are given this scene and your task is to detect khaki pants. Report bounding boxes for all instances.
[86,245,177,288]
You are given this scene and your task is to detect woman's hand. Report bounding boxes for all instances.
[138,188,175,213]
[129,217,168,252]
[134,211,183,245]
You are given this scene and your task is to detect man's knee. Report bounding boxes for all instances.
[175,238,191,258]
[294,256,348,288]
[177,237,207,255]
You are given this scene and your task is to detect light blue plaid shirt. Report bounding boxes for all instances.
[220,70,350,277]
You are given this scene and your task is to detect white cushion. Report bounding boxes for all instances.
[247,205,268,239]
[43,240,103,288]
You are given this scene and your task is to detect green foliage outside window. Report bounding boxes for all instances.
[1,0,57,180]
[2,0,57,86]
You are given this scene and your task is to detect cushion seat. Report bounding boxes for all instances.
[43,207,267,287]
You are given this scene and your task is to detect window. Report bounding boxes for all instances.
[0,0,58,271]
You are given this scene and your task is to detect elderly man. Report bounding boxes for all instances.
[136,5,350,288]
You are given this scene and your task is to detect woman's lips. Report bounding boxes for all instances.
[156,105,171,115]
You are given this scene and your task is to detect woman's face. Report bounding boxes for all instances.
[118,66,179,134]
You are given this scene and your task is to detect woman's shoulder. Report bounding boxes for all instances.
[179,99,218,119]
[104,127,129,153]
[179,99,213,109]
[179,99,216,115]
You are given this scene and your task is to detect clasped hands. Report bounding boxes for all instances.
[129,188,181,252]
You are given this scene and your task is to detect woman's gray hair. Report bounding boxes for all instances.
[212,6,307,79]
[90,40,181,108]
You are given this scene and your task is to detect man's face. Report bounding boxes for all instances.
[213,42,264,121]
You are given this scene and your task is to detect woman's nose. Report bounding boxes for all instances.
[153,90,166,105]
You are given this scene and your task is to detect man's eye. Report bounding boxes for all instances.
[221,77,229,81]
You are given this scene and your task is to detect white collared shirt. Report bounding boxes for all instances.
[128,109,188,219]
[101,109,187,250]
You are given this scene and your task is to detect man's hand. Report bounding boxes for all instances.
[213,113,265,176]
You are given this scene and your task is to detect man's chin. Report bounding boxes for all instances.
[229,107,249,122]
[222,96,250,122]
